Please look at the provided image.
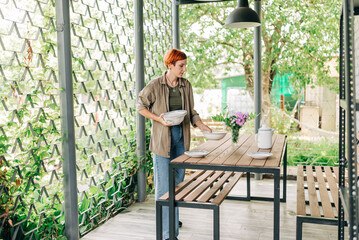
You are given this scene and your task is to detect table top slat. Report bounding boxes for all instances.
[208,135,250,165]
[200,134,232,153]
[265,135,286,168]
[297,165,306,216]
[184,171,225,202]
[171,134,231,164]
[306,166,321,217]
[270,135,285,152]
[235,135,258,166]
[248,136,276,166]
[315,166,335,218]
[223,135,252,165]
[187,138,233,164]
[324,166,339,213]
[197,171,233,203]
[236,147,259,166]
[209,134,251,165]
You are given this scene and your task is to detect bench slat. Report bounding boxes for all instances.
[197,171,233,203]
[297,165,306,216]
[184,171,225,202]
[315,166,335,218]
[212,172,243,205]
[333,167,339,184]
[306,166,321,217]
[159,170,206,200]
[324,166,339,213]
[175,170,215,201]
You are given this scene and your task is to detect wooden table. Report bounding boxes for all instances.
[168,134,287,240]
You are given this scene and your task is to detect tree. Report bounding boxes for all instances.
[180,0,341,123]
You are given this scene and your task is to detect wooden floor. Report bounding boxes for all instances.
[82,177,344,240]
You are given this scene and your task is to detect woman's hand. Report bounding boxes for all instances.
[158,113,172,127]
[195,120,212,133]
[138,109,172,127]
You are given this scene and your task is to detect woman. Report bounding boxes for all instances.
[137,49,211,240]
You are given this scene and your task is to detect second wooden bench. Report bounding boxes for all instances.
[296,165,345,240]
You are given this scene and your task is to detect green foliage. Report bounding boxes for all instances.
[0,113,65,239]
[75,118,154,236]
[287,137,339,166]
[270,107,299,135]
[180,0,341,92]
[144,120,154,193]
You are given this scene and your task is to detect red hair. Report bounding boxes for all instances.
[163,49,187,69]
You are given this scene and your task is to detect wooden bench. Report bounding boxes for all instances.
[296,165,345,240]
[156,170,243,240]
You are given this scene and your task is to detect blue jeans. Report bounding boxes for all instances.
[154,125,185,240]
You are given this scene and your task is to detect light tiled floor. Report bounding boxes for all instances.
[82,177,344,240]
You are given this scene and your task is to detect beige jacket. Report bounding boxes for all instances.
[137,72,201,158]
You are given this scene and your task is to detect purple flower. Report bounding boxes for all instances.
[231,112,249,127]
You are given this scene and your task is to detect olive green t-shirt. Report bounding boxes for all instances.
[168,85,182,111]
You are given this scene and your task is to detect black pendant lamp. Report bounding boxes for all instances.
[225,0,261,28]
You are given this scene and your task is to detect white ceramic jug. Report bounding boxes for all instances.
[256,124,274,149]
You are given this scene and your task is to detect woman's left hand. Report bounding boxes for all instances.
[196,120,212,133]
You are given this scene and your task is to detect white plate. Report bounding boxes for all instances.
[184,150,209,158]
[202,131,227,140]
[247,152,273,159]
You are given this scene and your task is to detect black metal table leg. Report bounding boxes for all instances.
[282,144,287,202]
[169,164,176,240]
[274,170,280,240]
[246,171,251,200]
[213,205,220,240]
[156,202,162,240]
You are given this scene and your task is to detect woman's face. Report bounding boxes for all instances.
[169,59,187,78]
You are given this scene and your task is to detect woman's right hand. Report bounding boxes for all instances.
[158,113,172,127]
[138,109,172,127]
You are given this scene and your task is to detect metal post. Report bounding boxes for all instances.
[172,0,180,49]
[343,0,358,238]
[253,0,262,181]
[338,13,345,240]
[55,0,79,239]
[254,0,261,133]
[135,0,146,202]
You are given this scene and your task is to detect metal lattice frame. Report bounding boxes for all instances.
[0,0,64,239]
[69,0,137,236]
[144,0,172,81]
[0,0,174,238]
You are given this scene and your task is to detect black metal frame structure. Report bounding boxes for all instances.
[156,198,221,240]
[167,141,287,240]
[338,0,359,239]
[297,217,339,240]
